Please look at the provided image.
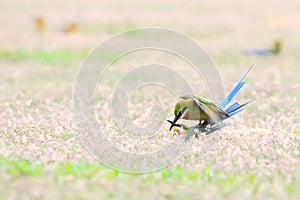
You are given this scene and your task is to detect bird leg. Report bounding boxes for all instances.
[199,120,210,129]
[205,120,211,129]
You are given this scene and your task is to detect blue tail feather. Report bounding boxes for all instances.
[226,101,251,116]
[225,102,240,114]
[227,108,243,117]
[218,65,253,109]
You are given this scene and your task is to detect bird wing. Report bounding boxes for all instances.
[180,95,229,123]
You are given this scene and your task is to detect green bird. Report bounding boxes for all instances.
[243,40,282,56]
[169,95,229,128]
[168,65,253,133]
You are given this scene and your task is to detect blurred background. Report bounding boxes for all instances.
[0,0,300,199]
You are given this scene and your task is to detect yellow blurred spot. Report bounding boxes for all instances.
[35,17,45,31]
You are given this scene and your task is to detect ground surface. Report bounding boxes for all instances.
[1,0,300,199]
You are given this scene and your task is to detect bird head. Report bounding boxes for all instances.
[271,40,282,54]
[168,101,188,131]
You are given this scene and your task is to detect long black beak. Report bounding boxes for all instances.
[167,114,181,131]
[168,108,186,131]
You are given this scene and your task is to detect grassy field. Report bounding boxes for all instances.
[1,0,300,199]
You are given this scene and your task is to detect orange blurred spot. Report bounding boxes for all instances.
[64,23,78,34]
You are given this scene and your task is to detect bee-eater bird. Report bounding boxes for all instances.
[168,65,253,132]
[243,41,282,56]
